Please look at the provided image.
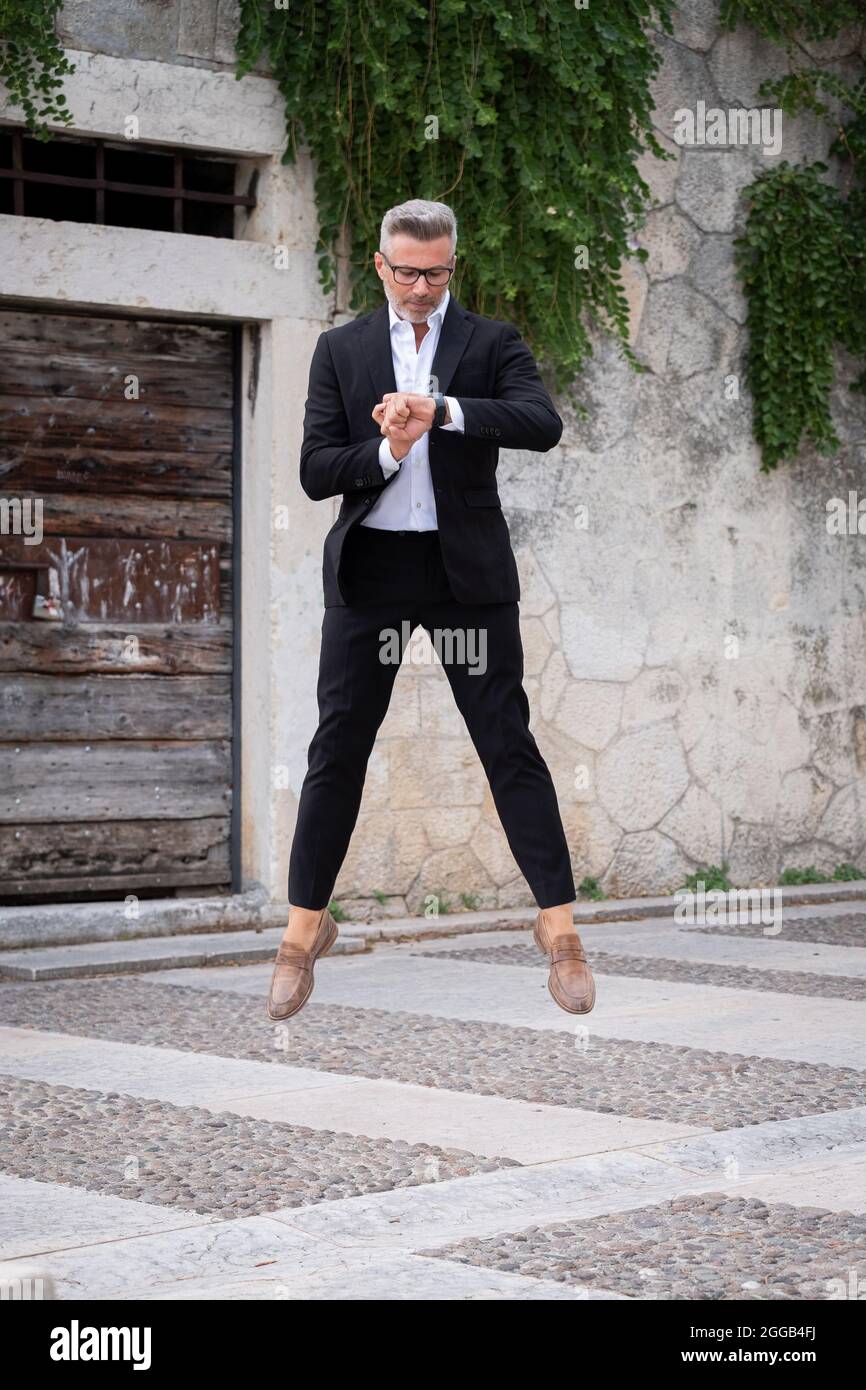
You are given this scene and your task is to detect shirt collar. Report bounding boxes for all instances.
[389,287,450,332]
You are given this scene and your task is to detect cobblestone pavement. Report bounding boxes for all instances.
[1,900,865,1300]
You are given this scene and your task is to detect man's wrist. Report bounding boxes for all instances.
[378,435,404,476]
[431,391,447,428]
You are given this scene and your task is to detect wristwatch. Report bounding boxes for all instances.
[431,391,447,428]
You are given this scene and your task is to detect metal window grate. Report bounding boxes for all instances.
[0,127,256,238]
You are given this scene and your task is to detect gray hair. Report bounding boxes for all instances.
[379,199,457,257]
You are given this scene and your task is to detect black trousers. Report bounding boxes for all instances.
[288,525,576,910]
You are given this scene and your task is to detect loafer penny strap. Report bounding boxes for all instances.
[550,941,588,964]
[275,943,313,968]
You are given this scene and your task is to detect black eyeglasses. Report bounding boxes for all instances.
[381,254,455,287]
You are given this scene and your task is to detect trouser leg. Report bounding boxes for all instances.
[418,597,576,908]
[287,600,412,908]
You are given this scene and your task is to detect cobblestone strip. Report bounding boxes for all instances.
[690,915,866,948]
[1,978,864,1130]
[413,944,866,1000]
[0,1075,518,1218]
[420,1192,866,1300]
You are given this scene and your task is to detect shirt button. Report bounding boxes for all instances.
[416,502,421,507]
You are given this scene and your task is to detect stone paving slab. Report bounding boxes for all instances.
[703,1150,866,1214]
[264,1109,866,1250]
[630,1108,866,1179]
[414,942,866,999]
[0,1027,365,1103]
[0,1207,626,1302]
[0,1173,216,1261]
[0,1214,340,1301]
[4,976,862,1131]
[415,924,866,978]
[0,927,367,980]
[123,1253,623,1301]
[0,1027,705,1164]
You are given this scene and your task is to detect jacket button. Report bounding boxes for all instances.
[363,498,372,506]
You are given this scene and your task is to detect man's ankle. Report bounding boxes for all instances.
[284,905,327,937]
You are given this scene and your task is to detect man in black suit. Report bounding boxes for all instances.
[268,199,596,1022]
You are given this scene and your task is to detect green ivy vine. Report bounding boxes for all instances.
[723,0,866,470]
[235,0,675,391]
[0,0,75,139]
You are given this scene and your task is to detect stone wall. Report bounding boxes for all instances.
[332,4,866,914]
[56,0,257,72]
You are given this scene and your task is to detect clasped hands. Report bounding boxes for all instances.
[372,392,443,462]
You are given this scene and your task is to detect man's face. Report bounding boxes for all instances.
[374,233,455,323]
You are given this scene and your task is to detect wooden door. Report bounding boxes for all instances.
[0,310,236,903]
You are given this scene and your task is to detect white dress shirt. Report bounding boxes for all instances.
[361,288,465,529]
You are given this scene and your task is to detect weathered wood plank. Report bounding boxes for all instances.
[0,622,232,674]
[0,539,222,622]
[0,492,232,544]
[0,741,233,821]
[0,817,230,894]
[0,674,232,740]
[0,395,233,452]
[0,868,232,899]
[0,310,233,354]
[0,348,233,409]
[0,446,232,499]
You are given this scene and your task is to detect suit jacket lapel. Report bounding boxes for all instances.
[360,295,475,404]
[361,303,397,407]
[430,295,474,396]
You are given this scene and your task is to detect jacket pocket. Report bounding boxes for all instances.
[463,487,502,507]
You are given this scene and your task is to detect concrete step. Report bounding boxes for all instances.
[0,880,864,961]
[0,926,368,981]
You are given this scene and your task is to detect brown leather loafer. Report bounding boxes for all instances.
[267,908,338,1021]
[533,910,596,1014]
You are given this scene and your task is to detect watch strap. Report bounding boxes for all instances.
[431,391,447,428]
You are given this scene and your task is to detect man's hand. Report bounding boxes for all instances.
[371,392,437,461]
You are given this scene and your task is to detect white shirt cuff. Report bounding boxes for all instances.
[378,435,402,477]
[440,396,465,432]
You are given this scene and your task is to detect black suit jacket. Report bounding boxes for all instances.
[299,295,563,607]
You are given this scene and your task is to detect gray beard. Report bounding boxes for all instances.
[382,280,442,324]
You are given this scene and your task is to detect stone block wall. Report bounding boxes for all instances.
[334,4,866,914]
